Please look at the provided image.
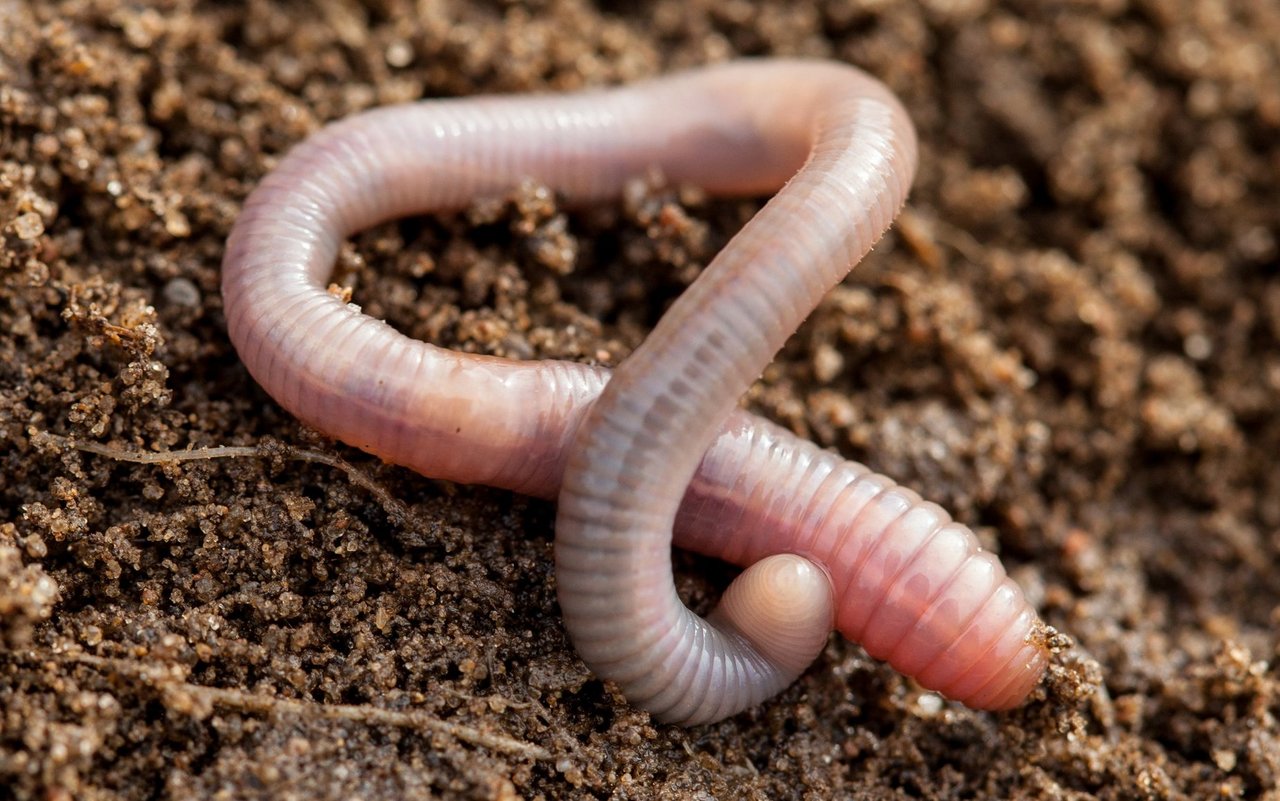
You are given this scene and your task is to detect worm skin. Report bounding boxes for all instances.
[221,60,1048,725]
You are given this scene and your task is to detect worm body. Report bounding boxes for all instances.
[222,60,1048,725]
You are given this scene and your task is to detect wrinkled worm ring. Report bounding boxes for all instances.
[222,59,1049,725]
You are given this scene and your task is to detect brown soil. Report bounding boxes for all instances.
[2,0,1278,798]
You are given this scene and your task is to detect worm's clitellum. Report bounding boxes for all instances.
[222,60,1049,725]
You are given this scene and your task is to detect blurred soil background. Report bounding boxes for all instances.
[2,0,1278,798]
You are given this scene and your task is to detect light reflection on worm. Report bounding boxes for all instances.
[222,59,1048,726]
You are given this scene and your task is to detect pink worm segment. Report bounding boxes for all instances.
[221,60,1048,724]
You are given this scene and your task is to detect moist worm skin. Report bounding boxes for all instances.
[222,60,1048,725]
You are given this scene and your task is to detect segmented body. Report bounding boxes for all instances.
[221,59,1048,725]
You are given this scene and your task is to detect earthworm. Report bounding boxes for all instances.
[222,59,1048,725]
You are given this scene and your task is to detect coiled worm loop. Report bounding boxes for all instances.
[221,59,1049,726]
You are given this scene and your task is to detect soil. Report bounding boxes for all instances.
[2,0,1278,798]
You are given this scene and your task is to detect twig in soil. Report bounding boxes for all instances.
[13,650,552,761]
[42,433,409,524]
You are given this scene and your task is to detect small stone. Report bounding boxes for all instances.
[385,40,414,68]
[162,277,201,308]
[11,212,44,240]
[812,343,843,383]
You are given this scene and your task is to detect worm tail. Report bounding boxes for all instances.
[678,416,1048,710]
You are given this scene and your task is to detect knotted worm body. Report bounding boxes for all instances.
[222,59,1048,725]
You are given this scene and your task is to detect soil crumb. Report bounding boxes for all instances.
[2,0,1278,799]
